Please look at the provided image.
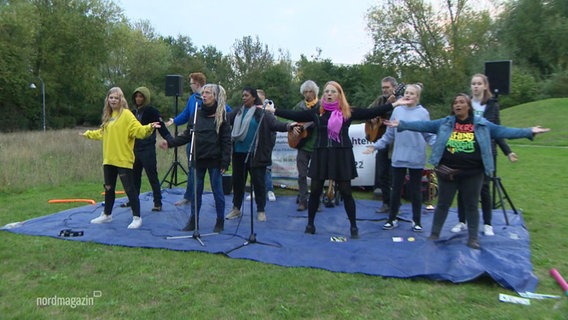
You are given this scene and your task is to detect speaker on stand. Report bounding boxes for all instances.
[484,60,517,224]
[161,75,188,188]
[484,60,512,98]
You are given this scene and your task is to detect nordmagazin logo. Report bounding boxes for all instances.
[36,291,102,308]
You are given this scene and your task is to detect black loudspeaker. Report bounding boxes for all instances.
[484,60,512,95]
[165,74,183,96]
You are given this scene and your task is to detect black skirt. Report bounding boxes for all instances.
[308,147,358,181]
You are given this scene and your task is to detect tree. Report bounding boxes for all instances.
[497,0,568,76]
[231,36,274,85]
[197,45,235,93]
[29,0,125,128]
[366,0,498,104]
[0,0,36,130]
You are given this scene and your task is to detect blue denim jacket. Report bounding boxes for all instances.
[398,116,534,175]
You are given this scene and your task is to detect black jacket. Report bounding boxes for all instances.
[166,109,231,170]
[228,106,289,167]
[482,98,512,157]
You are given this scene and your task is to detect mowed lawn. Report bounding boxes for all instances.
[0,99,567,319]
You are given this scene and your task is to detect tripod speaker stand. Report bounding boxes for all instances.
[226,102,281,254]
[161,75,188,189]
[491,173,518,226]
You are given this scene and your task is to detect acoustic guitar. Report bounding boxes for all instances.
[365,82,406,142]
[287,122,313,149]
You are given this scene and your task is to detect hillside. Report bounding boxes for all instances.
[500,98,567,146]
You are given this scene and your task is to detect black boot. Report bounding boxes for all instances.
[213,218,224,233]
[304,224,316,234]
[182,215,196,231]
[350,226,359,239]
[467,238,481,250]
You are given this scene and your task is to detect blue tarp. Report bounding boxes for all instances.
[1,188,538,293]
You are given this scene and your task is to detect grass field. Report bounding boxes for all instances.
[1,99,567,319]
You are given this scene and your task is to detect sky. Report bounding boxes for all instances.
[117,0,376,65]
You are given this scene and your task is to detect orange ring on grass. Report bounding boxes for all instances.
[100,191,125,195]
[48,199,96,205]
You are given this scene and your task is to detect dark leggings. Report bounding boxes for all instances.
[231,152,267,212]
[457,174,492,225]
[103,165,140,217]
[308,179,357,228]
[389,167,423,224]
[432,172,484,240]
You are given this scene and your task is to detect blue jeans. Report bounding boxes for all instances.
[191,167,225,220]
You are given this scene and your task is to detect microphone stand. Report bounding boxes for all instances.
[226,101,281,254]
[166,98,216,245]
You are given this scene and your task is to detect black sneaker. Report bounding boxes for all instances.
[382,220,398,230]
[412,223,423,233]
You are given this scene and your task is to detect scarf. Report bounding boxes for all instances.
[231,106,256,142]
[201,102,217,117]
[305,98,318,109]
[322,100,343,143]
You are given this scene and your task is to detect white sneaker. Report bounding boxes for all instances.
[450,222,466,233]
[127,216,142,229]
[225,207,241,220]
[91,213,112,224]
[267,191,276,202]
[174,198,190,206]
[245,194,253,200]
[257,211,266,221]
[484,224,495,236]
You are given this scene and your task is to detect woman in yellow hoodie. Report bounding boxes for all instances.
[82,87,161,229]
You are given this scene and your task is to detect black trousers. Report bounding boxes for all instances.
[374,148,391,205]
[231,152,267,212]
[133,147,162,206]
[103,165,140,216]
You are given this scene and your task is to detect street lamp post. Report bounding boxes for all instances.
[30,77,46,132]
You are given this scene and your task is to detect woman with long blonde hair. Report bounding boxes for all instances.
[160,84,231,233]
[82,87,161,229]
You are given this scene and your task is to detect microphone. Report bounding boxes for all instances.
[263,99,273,109]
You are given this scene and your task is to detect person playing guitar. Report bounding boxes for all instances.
[365,77,404,214]
[291,80,321,211]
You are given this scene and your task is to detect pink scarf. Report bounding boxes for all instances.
[322,100,343,142]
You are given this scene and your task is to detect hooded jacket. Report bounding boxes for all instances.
[131,86,172,151]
